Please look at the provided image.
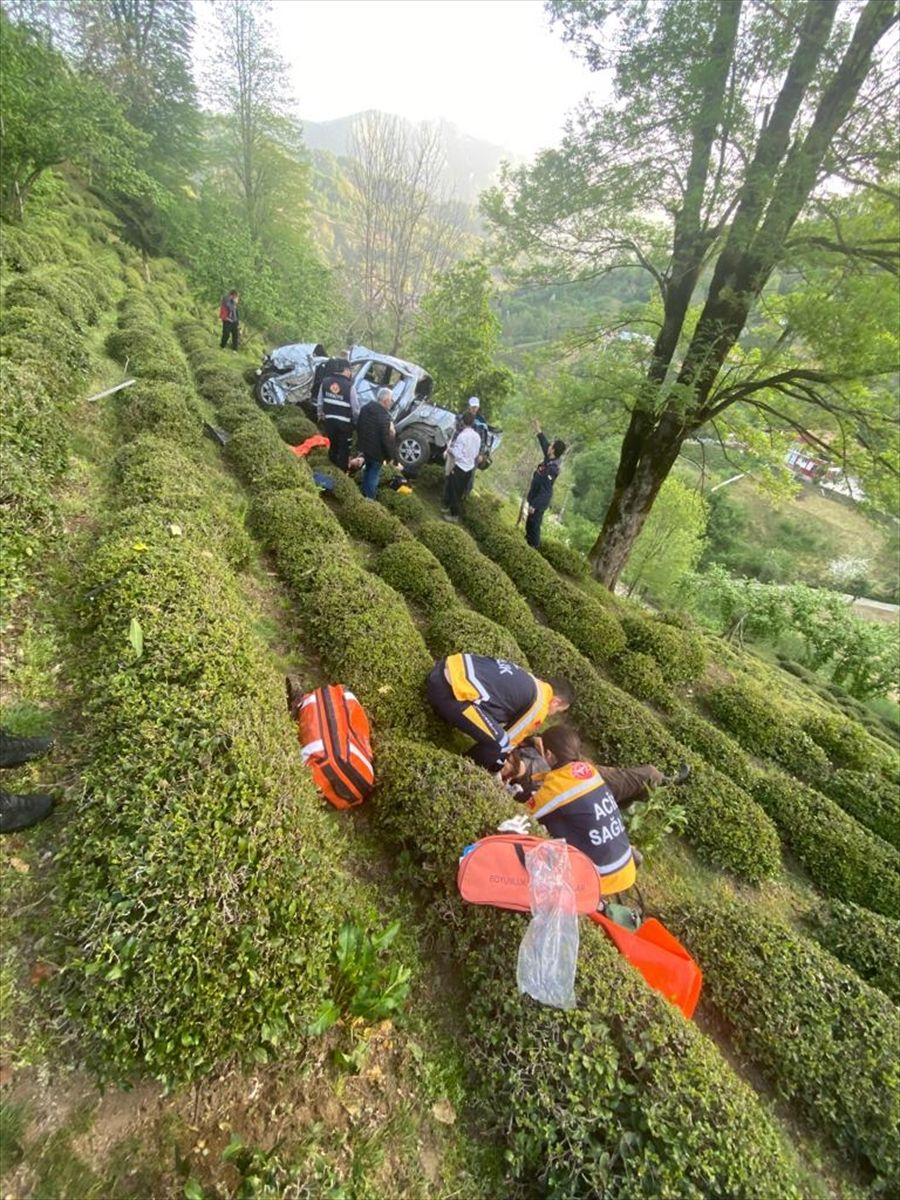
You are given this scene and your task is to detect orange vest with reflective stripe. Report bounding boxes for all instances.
[527,761,636,894]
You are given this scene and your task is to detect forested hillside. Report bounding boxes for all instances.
[1,2,898,1198]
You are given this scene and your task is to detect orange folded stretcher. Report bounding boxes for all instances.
[589,911,703,1020]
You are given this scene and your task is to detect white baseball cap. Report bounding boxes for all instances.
[468,396,480,408]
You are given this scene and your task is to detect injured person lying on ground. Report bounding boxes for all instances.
[496,725,691,887]
[499,732,690,807]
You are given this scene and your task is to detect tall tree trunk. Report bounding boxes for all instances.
[590,413,688,587]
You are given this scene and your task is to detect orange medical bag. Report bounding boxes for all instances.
[296,684,374,810]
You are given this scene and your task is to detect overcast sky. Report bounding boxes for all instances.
[195,0,605,159]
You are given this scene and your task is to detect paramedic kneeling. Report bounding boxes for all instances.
[525,724,638,896]
[426,653,573,771]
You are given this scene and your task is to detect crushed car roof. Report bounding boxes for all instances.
[348,344,431,383]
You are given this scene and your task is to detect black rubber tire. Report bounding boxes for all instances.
[395,426,431,469]
[254,371,285,408]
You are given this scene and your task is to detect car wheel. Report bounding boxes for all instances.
[396,426,430,469]
[254,372,284,407]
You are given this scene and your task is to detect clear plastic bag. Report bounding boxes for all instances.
[516,839,579,1010]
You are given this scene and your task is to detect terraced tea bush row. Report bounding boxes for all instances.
[749,769,900,918]
[703,679,830,781]
[619,614,707,686]
[56,299,359,1083]
[375,738,806,1200]
[0,216,122,601]
[418,519,535,635]
[607,650,676,709]
[806,900,900,1006]
[467,499,628,666]
[816,768,900,850]
[662,895,900,1188]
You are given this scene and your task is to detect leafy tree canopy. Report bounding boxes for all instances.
[409,259,513,418]
[484,0,900,586]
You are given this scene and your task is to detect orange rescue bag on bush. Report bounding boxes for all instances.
[590,912,703,1019]
[457,835,602,914]
[296,685,374,809]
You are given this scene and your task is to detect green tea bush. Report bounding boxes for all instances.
[118,380,205,443]
[331,493,413,548]
[303,559,435,734]
[377,484,428,527]
[620,614,707,685]
[703,680,830,780]
[375,737,806,1200]
[679,767,781,884]
[418,519,535,634]
[4,269,100,330]
[270,407,318,446]
[373,540,457,613]
[800,711,881,771]
[250,488,354,590]
[814,768,900,851]
[227,421,314,494]
[1,309,90,382]
[664,706,755,790]
[663,895,900,1187]
[59,530,357,1084]
[538,538,590,578]
[749,769,900,917]
[608,650,676,709]
[465,501,626,664]
[105,324,187,384]
[111,438,252,569]
[807,901,900,1005]
[424,606,528,666]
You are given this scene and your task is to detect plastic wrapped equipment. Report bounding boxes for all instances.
[516,839,579,1010]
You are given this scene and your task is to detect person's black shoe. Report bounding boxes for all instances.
[661,763,692,787]
[0,791,54,833]
[0,730,53,768]
[285,674,305,719]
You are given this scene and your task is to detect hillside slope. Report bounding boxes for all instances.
[1,179,898,1200]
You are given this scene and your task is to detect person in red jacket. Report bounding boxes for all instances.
[219,289,240,351]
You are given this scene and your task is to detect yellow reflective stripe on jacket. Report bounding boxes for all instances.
[506,678,553,747]
[445,653,490,705]
[599,855,636,895]
[528,763,602,820]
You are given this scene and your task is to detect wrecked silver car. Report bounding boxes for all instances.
[253,342,501,471]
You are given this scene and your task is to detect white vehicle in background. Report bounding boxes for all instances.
[252,342,501,472]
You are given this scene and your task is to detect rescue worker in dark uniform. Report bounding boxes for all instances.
[523,725,639,896]
[318,360,358,472]
[525,417,566,548]
[426,652,574,771]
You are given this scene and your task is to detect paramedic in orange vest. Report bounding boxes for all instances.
[524,724,639,896]
[426,653,573,771]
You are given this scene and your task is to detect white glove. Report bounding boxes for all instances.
[497,813,531,835]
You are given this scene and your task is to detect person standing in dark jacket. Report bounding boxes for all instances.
[355,388,396,498]
[319,362,359,472]
[219,290,240,350]
[525,417,566,548]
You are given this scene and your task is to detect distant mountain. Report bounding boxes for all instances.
[299,110,515,205]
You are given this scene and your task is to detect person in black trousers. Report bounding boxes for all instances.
[219,290,240,350]
[318,361,359,472]
[525,417,566,548]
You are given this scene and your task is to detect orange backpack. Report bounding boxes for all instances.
[296,685,374,809]
[456,835,603,914]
